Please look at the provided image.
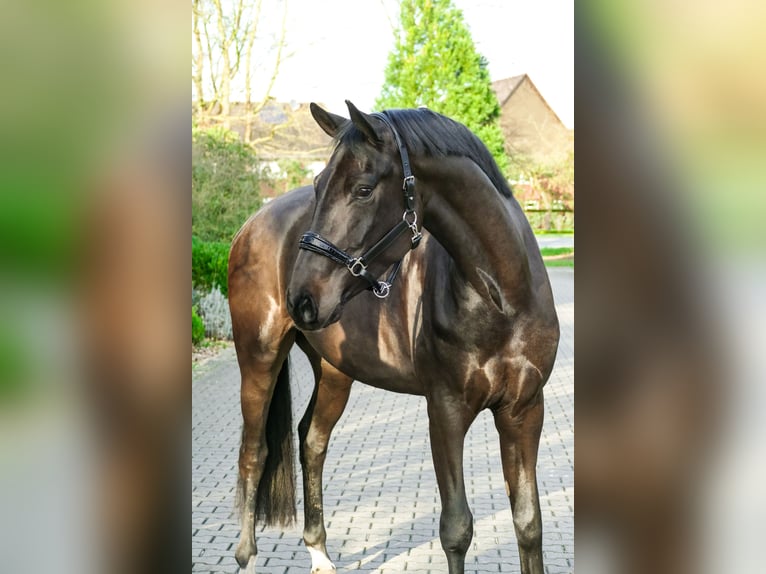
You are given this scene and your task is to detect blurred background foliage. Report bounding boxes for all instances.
[376,0,509,175]
[581,0,766,252]
[192,124,265,244]
[189,0,576,347]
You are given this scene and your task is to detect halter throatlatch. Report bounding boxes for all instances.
[298,112,422,299]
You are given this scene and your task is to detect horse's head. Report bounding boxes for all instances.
[286,101,421,330]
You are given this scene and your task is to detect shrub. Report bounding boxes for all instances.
[193,125,268,243]
[509,151,574,211]
[276,159,312,193]
[192,236,229,296]
[198,287,233,340]
[192,305,205,345]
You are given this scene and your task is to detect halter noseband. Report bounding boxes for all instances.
[298,112,422,299]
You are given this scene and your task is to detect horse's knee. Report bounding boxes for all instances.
[514,513,542,551]
[509,463,542,551]
[440,507,473,555]
[300,426,328,467]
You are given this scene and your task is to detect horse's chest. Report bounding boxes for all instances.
[304,312,422,394]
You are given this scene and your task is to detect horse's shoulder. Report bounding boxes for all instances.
[232,186,313,243]
[229,186,315,279]
[255,186,314,227]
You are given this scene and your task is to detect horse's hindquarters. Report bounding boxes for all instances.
[228,187,315,569]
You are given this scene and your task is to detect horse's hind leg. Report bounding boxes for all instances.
[427,395,477,574]
[493,392,545,574]
[297,336,352,573]
[233,328,296,571]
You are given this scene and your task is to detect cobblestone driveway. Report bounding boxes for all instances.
[193,268,573,573]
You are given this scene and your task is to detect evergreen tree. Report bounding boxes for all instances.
[376,0,509,175]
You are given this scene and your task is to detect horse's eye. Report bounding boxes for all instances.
[356,185,374,199]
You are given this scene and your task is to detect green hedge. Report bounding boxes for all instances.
[193,125,265,243]
[192,236,230,296]
[192,305,205,345]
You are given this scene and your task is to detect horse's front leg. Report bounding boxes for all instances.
[427,393,477,574]
[297,356,353,573]
[493,390,545,574]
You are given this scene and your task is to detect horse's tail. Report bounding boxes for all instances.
[243,356,297,527]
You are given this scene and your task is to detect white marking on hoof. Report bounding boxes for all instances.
[239,555,257,574]
[308,546,336,573]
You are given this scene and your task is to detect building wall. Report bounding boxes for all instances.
[497,78,572,166]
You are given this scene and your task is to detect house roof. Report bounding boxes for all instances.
[492,74,527,107]
[492,74,566,128]
[491,74,572,164]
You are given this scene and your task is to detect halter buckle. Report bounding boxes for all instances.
[347,258,367,277]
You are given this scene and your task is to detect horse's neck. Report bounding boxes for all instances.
[417,156,532,314]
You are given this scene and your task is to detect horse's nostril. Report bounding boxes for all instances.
[296,292,318,325]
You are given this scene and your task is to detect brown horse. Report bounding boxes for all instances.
[227,101,559,574]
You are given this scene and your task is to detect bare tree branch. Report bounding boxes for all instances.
[243,0,263,141]
[212,0,234,124]
[201,10,219,113]
[192,0,206,113]
[254,0,288,118]
[193,0,290,140]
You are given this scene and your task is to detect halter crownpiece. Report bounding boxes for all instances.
[298,111,422,299]
[375,112,417,213]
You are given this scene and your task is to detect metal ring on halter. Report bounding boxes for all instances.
[347,258,367,277]
[299,114,419,300]
[403,210,422,246]
[373,282,391,299]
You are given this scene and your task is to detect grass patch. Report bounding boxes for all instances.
[541,246,574,268]
[540,247,574,257]
[194,339,229,350]
[544,258,574,268]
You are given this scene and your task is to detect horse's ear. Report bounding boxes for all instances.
[346,100,383,146]
[310,102,347,137]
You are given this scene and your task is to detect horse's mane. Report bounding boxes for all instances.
[335,107,513,199]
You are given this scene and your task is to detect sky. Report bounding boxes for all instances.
[245,0,573,128]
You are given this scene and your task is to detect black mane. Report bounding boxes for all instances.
[336,107,512,199]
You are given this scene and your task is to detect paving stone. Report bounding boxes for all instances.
[193,268,573,573]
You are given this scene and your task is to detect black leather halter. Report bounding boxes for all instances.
[298,113,422,299]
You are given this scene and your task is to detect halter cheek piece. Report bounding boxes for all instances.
[298,113,422,299]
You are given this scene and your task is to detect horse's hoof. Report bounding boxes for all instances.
[308,546,336,573]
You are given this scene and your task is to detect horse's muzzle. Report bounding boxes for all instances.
[286,289,320,330]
